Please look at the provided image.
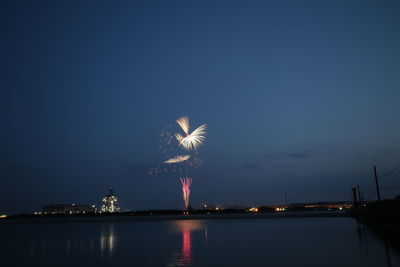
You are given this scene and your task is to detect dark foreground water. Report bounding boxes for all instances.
[1,217,399,267]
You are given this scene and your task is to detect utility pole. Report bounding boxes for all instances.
[374,165,381,202]
[352,186,358,209]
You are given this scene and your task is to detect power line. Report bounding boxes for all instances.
[357,164,400,202]
[380,164,400,178]
[380,183,400,190]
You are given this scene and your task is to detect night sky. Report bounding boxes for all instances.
[2,1,400,214]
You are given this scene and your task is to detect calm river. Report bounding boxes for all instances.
[1,217,399,266]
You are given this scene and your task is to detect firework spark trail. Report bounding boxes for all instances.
[164,155,191,164]
[148,154,203,175]
[176,116,190,135]
[175,116,206,150]
[180,177,192,211]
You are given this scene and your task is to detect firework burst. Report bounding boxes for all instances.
[175,116,206,150]
[180,177,192,212]
[164,155,191,164]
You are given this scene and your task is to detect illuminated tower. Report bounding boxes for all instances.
[101,187,120,213]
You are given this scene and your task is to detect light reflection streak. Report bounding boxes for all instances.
[205,227,208,246]
[168,220,205,267]
[182,227,191,265]
[100,224,117,257]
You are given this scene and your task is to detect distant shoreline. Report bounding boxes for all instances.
[0,211,350,224]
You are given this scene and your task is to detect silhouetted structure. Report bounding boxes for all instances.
[374,165,381,202]
[352,186,359,209]
[101,187,120,213]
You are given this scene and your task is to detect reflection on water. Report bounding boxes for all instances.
[168,220,205,267]
[1,217,400,267]
[356,221,397,267]
[99,223,116,257]
[182,227,191,265]
[8,222,119,265]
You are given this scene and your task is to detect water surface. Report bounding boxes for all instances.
[1,217,399,266]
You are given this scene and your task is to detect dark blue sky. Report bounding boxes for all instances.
[2,1,400,214]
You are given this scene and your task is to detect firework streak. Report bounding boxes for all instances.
[180,177,192,211]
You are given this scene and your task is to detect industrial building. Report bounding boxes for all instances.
[101,187,120,213]
[42,204,95,214]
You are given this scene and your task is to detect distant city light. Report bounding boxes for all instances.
[249,207,259,212]
[275,207,286,212]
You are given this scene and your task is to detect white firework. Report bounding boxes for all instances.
[176,116,190,135]
[164,155,191,164]
[175,116,206,150]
